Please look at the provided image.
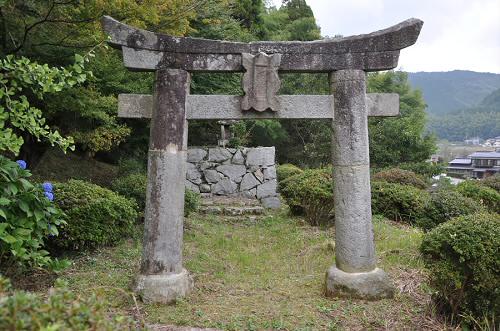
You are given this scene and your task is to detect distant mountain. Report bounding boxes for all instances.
[408,70,500,116]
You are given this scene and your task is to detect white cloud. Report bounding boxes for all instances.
[270,0,500,73]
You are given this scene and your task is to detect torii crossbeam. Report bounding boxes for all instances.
[102,16,423,303]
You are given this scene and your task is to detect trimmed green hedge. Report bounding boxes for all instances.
[111,173,147,210]
[480,174,500,192]
[52,180,138,250]
[0,276,143,330]
[111,173,200,216]
[420,213,500,323]
[416,190,484,231]
[276,163,303,182]
[456,180,500,213]
[371,181,429,224]
[279,168,333,225]
[372,168,427,189]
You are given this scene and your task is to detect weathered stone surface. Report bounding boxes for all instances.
[119,94,400,120]
[199,184,211,193]
[240,173,260,191]
[200,206,223,214]
[263,166,277,180]
[185,180,200,193]
[103,15,423,72]
[256,179,277,199]
[216,164,246,180]
[232,150,245,164]
[208,148,232,162]
[212,178,237,195]
[241,188,257,199]
[254,169,264,182]
[331,70,375,273]
[246,147,275,166]
[325,267,394,300]
[186,163,202,181]
[241,52,281,112]
[188,178,202,185]
[135,269,193,304]
[187,148,207,162]
[224,206,264,216]
[200,161,215,170]
[261,196,281,209]
[203,169,221,184]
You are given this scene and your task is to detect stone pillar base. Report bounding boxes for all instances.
[325,266,394,300]
[135,269,193,304]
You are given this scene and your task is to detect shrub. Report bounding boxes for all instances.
[111,173,147,210]
[371,181,429,224]
[420,213,500,323]
[0,276,143,330]
[184,189,200,217]
[399,161,444,178]
[276,163,303,182]
[0,156,65,269]
[372,168,427,189]
[111,173,200,216]
[480,174,500,192]
[456,180,500,213]
[416,190,484,231]
[52,180,138,250]
[280,168,334,226]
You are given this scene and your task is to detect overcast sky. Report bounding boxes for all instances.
[270,0,500,73]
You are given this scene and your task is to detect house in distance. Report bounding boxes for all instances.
[447,150,500,179]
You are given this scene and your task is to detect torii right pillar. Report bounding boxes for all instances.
[326,69,394,299]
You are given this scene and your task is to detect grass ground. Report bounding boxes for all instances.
[57,211,448,330]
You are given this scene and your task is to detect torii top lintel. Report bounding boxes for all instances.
[102,16,422,73]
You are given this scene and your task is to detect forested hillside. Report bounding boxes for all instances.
[408,72,500,141]
[426,87,500,141]
[408,71,500,116]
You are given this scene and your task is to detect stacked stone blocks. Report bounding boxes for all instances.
[185,146,280,209]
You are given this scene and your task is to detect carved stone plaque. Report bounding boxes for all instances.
[241,52,281,112]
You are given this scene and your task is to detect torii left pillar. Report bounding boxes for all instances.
[135,68,194,303]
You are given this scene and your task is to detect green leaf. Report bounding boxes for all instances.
[1,234,17,243]
[18,200,29,213]
[0,209,6,219]
[0,222,8,234]
[0,197,10,205]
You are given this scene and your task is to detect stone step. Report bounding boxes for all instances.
[199,205,265,216]
[200,196,261,207]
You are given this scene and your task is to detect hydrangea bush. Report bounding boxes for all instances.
[0,156,66,270]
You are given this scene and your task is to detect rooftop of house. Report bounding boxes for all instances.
[448,158,472,165]
[469,151,500,159]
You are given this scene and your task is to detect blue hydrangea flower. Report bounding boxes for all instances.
[44,191,54,201]
[16,160,27,170]
[47,224,54,237]
[42,182,53,193]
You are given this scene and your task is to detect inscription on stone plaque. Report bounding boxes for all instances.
[241,52,281,112]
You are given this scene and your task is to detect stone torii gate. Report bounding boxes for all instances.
[102,16,422,303]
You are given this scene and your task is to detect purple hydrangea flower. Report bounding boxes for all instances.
[42,182,53,193]
[44,191,54,201]
[16,160,27,170]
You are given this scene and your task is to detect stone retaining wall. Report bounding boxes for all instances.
[185,147,280,208]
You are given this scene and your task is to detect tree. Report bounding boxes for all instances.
[367,71,437,167]
[0,54,88,155]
